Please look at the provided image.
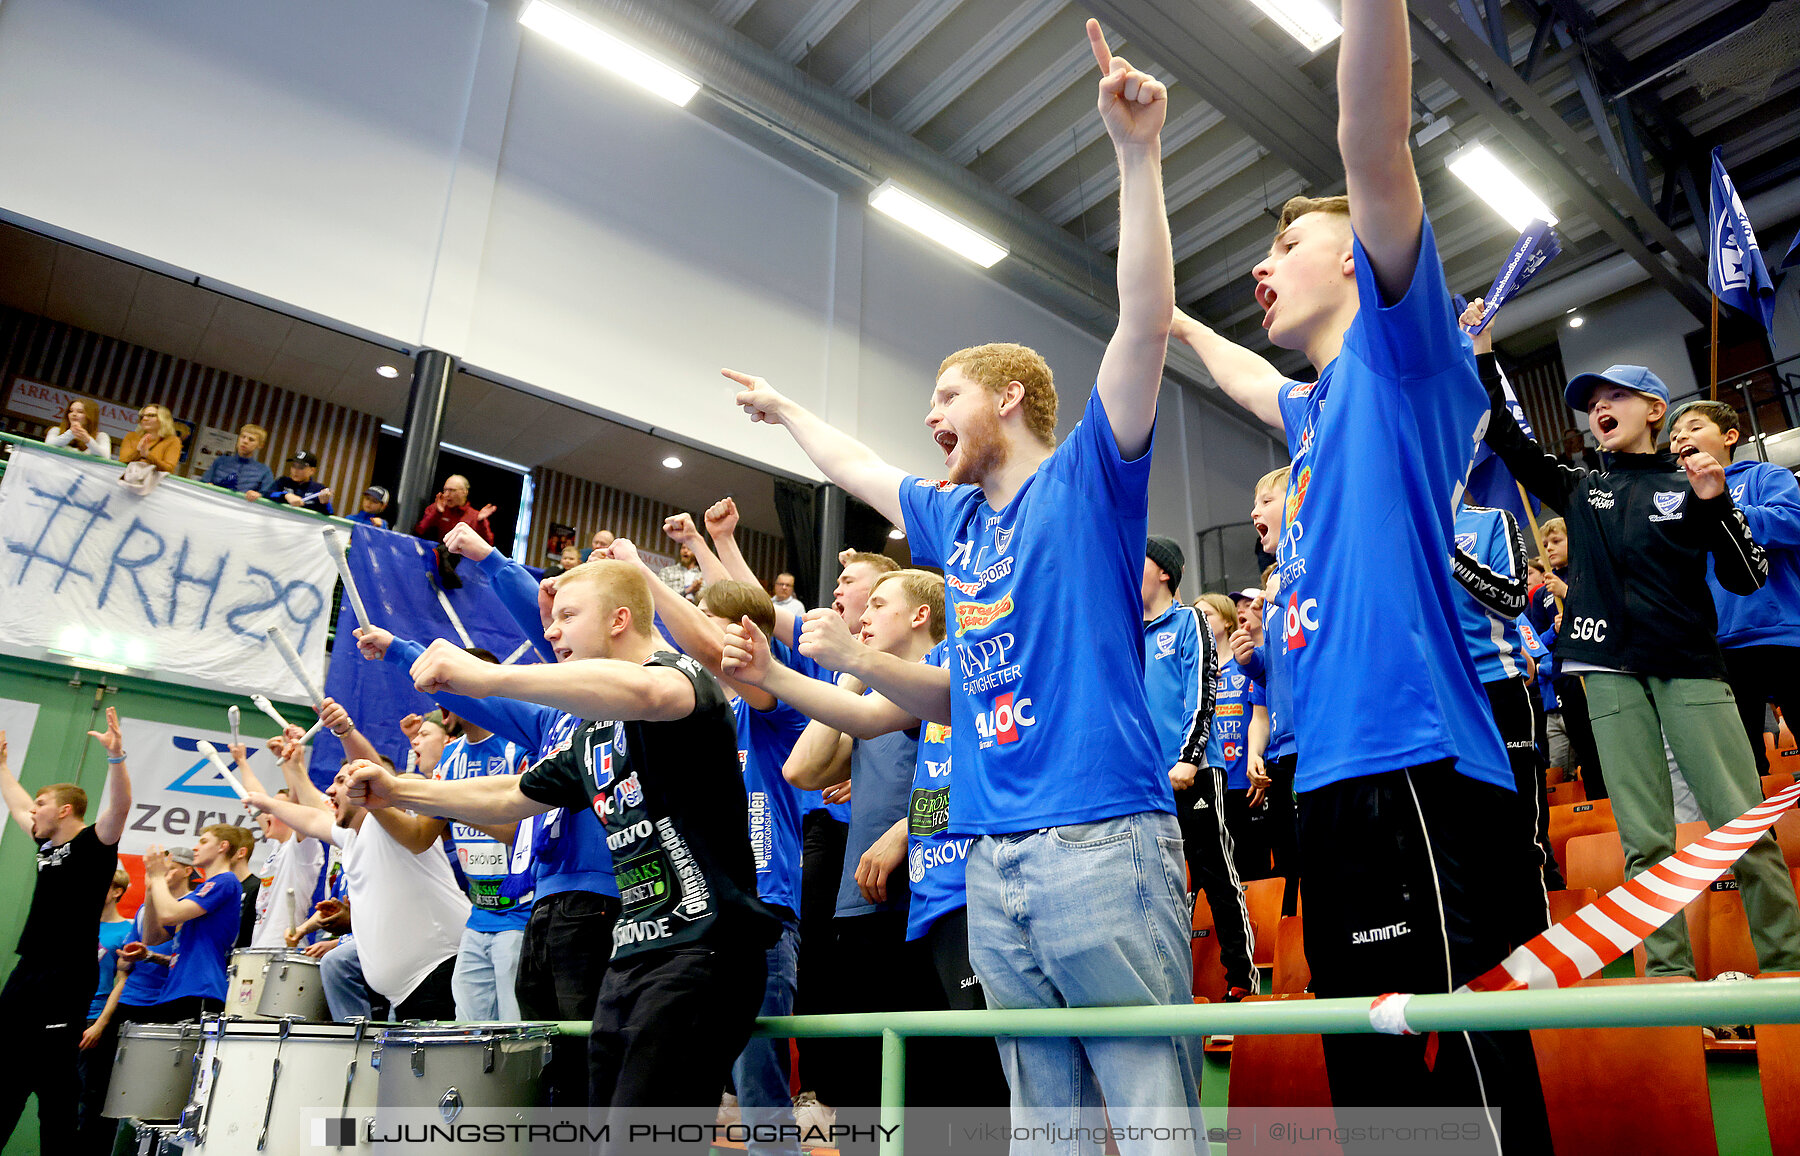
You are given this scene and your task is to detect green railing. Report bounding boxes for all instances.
[547,978,1800,1155]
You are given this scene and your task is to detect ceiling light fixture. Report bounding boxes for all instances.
[662,455,683,469]
[888,527,906,540]
[869,181,1008,268]
[1244,0,1342,53]
[376,365,400,379]
[1447,143,1559,231]
[519,0,701,107]
[1567,314,1584,329]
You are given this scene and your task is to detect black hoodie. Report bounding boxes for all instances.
[1476,352,1766,680]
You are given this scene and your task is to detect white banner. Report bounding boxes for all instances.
[98,716,278,858]
[6,378,142,441]
[0,697,42,854]
[0,444,337,700]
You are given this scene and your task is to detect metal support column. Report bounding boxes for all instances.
[816,483,847,610]
[880,1027,905,1156]
[394,349,456,534]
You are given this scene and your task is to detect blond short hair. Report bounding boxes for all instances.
[239,424,268,447]
[1195,592,1237,626]
[555,560,655,639]
[874,569,947,643]
[1275,195,1351,235]
[1540,517,1567,538]
[1255,466,1291,497]
[37,783,87,819]
[700,579,777,638]
[938,343,1058,446]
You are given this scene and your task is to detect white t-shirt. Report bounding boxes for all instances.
[329,818,470,1005]
[249,835,326,950]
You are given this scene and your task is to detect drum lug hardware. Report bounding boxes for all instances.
[483,1040,496,1074]
[411,1041,426,1077]
[439,1087,463,1124]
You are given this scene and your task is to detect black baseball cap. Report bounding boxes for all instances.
[289,450,319,467]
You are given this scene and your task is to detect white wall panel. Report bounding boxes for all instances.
[460,38,838,480]
[0,0,485,344]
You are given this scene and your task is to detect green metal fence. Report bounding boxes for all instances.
[551,977,1800,1155]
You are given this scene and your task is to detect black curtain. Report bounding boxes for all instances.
[772,477,818,601]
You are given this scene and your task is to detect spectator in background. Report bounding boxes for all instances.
[544,544,582,579]
[659,543,705,603]
[1669,400,1800,775]
[1558,428,1601,471]
[118,403,182,473]
[770,572,804,615]
[584,529,615,561]
[267,451,334,514]
[348,485,391,529]
[137,829,244,1020]
[202,424,275,495]
[416,475,497,544]
[46,398,112,459]
[74,868,131,1148]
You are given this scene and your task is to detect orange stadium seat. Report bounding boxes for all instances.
[1765,771,1797,799]
[1544,779,1586,807]
[1565,833,1624,896]
[1549,798,1615,878]
[1532,977,1717,1156]
[1756,972,1800,1156]
[1243,878,1285,970]
[1546,887,1596,925]
[1190,891,1229,1006]
[1272,915,1309,994]
[1226,994,1336,1156]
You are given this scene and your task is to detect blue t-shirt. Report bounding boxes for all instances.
[899,388,1170,834]
[118,909,172,1007]
[1452,505,1527,685]
[1271,214,1511,794]
[1142,601,1213,775]
[1212,657,1258,791]
[201,453,275,495]
[89,920,134,1019]
[1243,642,1293,763]
[162,871,242,1003]
[438,733,534,933]
[776,639,853,826]
[1712,460,1800,649]
[732,695,810,917]
[347,509,389,529]
[906,643,969,941]
[836,711,919,919]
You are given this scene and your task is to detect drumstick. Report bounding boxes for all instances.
[266,624,326,709]
[228,705,240,750]
[321,528,373,632]
[299,717,326,745]
[434,585,475,648]
[287,888,298,939]
[251,694,291,732]
[500,640,533,665]
[194,741,251,802]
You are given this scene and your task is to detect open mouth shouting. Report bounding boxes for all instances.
[1255,283,1278,330]
[1594,413,1619,440]
[935,428,958,463]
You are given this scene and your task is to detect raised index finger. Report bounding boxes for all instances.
[1086,18,1111,71]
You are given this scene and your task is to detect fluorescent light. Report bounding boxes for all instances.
[888,527,906,540]
[442,440,533,475]
[1567,315,1584,328]
[376,365,400,379]
[662,455,683,469]
[1245,0,1342,53]
[1447,143,1559,231]
[520,1,701,107]
[869,182,1008,268]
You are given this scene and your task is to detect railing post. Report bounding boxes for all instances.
[880,1026,905,1156]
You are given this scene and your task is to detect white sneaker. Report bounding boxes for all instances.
[717,1091,741,1128]
[792,1091,836,1140]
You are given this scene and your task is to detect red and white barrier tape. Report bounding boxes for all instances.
[1369,781,1800,1032]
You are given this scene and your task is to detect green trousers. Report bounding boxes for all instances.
[1584,672,1800,976]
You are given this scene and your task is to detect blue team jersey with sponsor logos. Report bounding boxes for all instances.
[899,388,1170,835]
[906,642,968,941]
[1212,657,1258,791]
[1711,460,1800,648]
[438,733,534,934]
[1453,505,1527,685]
[731,695,810,916]
[1245,642,1294,763]
[161,871,242,1003]
[1272,214,1511,794]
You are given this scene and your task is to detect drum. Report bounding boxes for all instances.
[103,1022,203,1122]
[226,947,285,1020]
[256,951,328,1021]
[183,1016,379,1154]
[130,1123,184,1156]
[371,1024,555,1153]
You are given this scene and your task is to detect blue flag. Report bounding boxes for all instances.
[1469,220,1561,336]
[1708,148,1776,330]
[1465,362,1541,534]
[1780,227,1800,272]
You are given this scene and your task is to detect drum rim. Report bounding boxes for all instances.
[377,1021,560,1043]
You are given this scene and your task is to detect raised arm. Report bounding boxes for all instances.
[1475,353,1580,513]
[0,732,34,837]
[722,618,920,739]
[1337,1,1424,304]
[661,515,731,586]
[446,523,558,662]
[609,539,779,710]
[410,639,696,724]
[138,846,215,943]
[247,790,337,844]
[784,722,854,791]
[1169,308,1287,431]
[345,760,550,827]
[87,707,131,846]
[1087,20,1174,459]
[793,608,953,726]
[728,370,906,527]
[1452,510,1528,620]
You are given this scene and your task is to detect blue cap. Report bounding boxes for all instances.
[1564,364,1670,411]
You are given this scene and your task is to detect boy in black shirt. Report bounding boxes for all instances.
[0,710,132,1152]
[346,559,774,1134]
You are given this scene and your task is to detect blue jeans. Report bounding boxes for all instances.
[320,935,373,1021]
[453,926,526,1021]
[731,918,801,1156]
[965,811,1203,1156]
